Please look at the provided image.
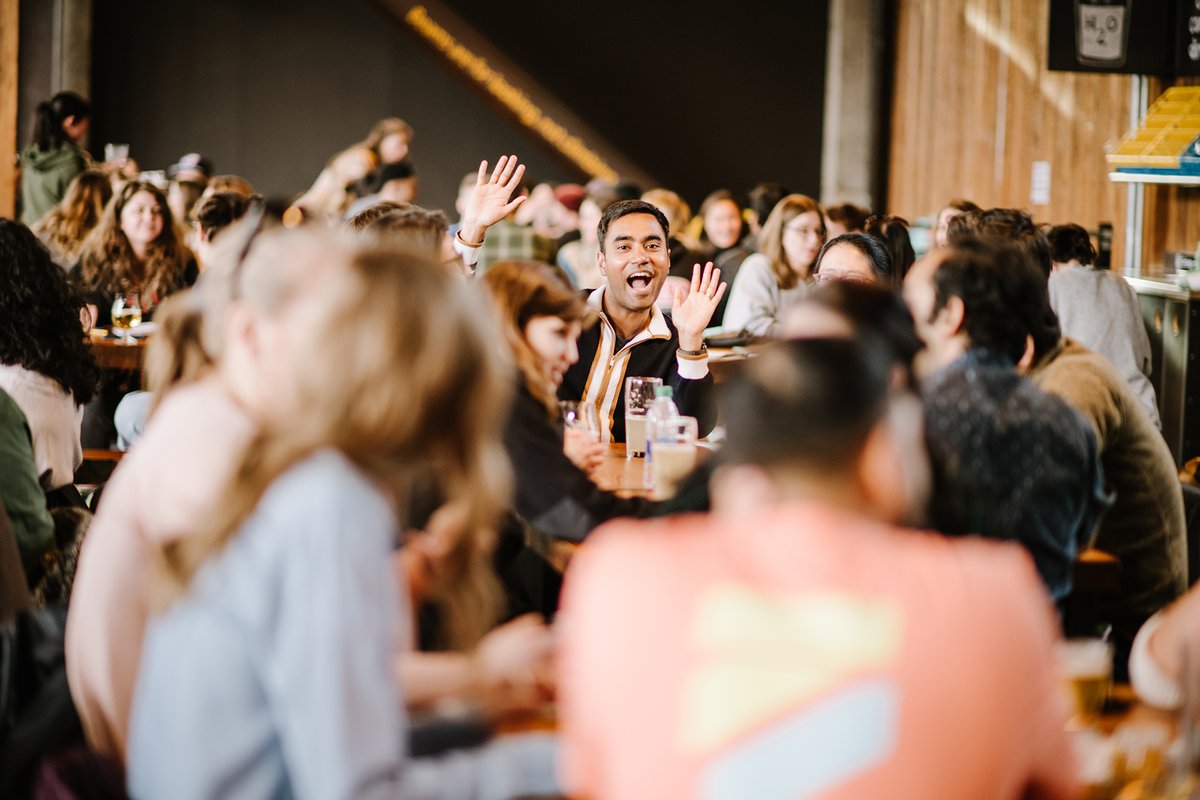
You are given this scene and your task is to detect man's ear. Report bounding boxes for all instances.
[940,294,966,336]
[856,420,910,525]
[596,246,608,279]
[1016,334,1036,374]
[226,301,258,356]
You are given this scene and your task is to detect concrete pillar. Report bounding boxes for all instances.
[17,0,91,150]
[820,0,888,211]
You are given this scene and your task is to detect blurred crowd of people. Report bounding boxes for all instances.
[0,91,1192,799]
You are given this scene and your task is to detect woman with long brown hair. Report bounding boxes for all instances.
[32,168,113,267]
[126,241,556,797]
[484,260,652,546]
[723,193,825,337]
[72,180,196,326]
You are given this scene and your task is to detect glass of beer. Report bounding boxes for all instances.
[111,293,143,340]
[624,377,661,459]
[651,415,698,499]
[1058,638,1113,726]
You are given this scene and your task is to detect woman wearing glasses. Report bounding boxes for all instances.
[723,194,825,338]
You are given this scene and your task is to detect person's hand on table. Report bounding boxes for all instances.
[563,430,605,476]
[672,261,727,352]
[471,613,556,717]
[457,155,527,247]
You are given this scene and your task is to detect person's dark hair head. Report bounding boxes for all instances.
[950,207,1052,279]
[815,232,893,283]
[596,199,670,249]
[193,192,259,243]
[940,198,981,217]
[30,92,91,151]
[748,182,789,228]
[929,236,1060,364]
[347,201,448,256]
[945,209,980,243]
[826,202,870,233]
[865,215,915,284]
[797,282,923,390]
[610,181,643,202]
[168,153,215,184]
[1047,223,1096,267]
[0,220,100,403]
[370,160,417,194]
[721,338,892,474]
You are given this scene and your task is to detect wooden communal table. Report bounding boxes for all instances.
[86,334,148,372]
[591,443,653,498]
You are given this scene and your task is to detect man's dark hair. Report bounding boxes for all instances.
[799,282,923,390]
[748,182,789,227]
[815,232,893,282]
[347,201,448,255]
[193,192,260,243]
[596,199,670,249]
[721,337,892,474]
[941,198,981,215]
[1047,223,1096,267]
[930,237,1059,364]
[949,207,1052,279]
[825,202,870,232]
[30,91,91,152]
[865,215,915,284]
[371,160,416,193]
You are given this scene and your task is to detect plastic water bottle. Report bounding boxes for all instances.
[643,386,679,488]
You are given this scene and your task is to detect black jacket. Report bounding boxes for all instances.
[559,288,717,443]
[504,383,651,543]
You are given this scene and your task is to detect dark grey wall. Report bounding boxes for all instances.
[89,0,575,215]
[441,0,830,208]
[17,0,55,149]
[87,0,828,214]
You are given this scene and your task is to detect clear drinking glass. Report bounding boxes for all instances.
[104,143,130,163]
[111,293,143,339]
[1058,638,1113,727]
[624,377,662,459]
[651,415,698,499]
[559,401,600,450]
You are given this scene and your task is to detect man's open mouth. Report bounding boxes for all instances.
[627,271,653,290]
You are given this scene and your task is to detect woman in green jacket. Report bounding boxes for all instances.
[20,91,92,225]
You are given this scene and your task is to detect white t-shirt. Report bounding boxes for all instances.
[0,363,81,489]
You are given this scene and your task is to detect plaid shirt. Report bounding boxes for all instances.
[474,219,556,275]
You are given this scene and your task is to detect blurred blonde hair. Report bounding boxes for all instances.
[32,168,112,265]
[141,218,327,409]
[641,188,696,250]
[155,239,511,648]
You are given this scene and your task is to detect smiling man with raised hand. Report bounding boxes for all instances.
[559,199,725,442]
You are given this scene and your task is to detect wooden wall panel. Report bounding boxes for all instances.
[887,0,1130,262]
[0,0,17,220]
